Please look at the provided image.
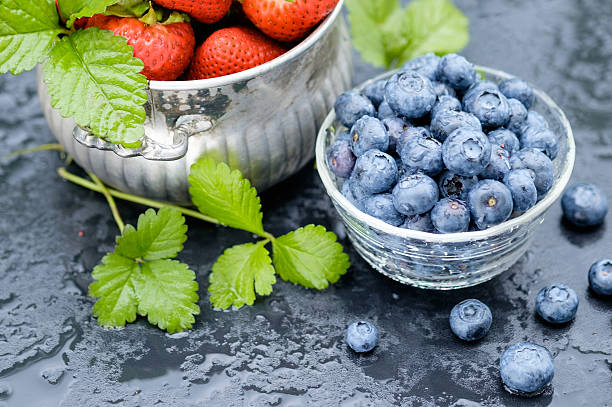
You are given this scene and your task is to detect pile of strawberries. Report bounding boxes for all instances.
[78,0,339,81]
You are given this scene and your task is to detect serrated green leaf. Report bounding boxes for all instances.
[116,207,188,261]
[59,0,118,27]
[89,252,141,328]
[188,157,265,236]
[135,260,200,333]
[0,0,63,75]
[209,241,276,309]
[272,225,350,290]
[43,27,147,146]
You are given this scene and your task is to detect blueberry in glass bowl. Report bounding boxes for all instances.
[316,60,575,289]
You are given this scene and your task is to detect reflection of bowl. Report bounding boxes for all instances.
[316,66,575,290]
[36,0,352,205]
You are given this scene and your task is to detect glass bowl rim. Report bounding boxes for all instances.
[315,65,576,244]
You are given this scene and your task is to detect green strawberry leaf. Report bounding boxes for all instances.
[188,157,265,237]
[0,0,64,75]
[58,0,118,27]
[116,207,188,261]
[135,260,200,333]
[209,241,276,309]
[272,225,350,290]
[43,27,148,146]
[104,0,151,18]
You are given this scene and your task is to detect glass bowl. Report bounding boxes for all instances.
[315,66,575,289]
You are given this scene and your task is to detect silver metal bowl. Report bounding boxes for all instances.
[37,1,352,205]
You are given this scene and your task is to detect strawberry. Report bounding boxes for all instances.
[187,26,285,80]
[241,0,338,42]
[153,0,232,24]
[86,11,195,81]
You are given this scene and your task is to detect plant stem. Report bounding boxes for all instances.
[2,143,65,160]
[87,171,126,233]
[57,167,221,226]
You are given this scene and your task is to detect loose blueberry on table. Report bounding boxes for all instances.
[561,182,609,227]
[499,342,554,396]
[449,299,492,341]
[588,259,612,296]
[346,321,379,353]
[535,283,579,324]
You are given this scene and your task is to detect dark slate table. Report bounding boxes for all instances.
[1,1,611,406]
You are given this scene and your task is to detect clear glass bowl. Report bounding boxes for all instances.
[315,66,575,289]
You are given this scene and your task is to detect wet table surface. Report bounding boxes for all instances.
[1,1,611,406]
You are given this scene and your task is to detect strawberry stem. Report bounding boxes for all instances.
[140,1,158,26]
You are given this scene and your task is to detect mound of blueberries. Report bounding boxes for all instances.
[328,53,559,233]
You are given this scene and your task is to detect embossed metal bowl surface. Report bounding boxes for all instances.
[37,1,352,205]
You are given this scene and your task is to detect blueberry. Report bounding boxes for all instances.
[480,147,511,181]
[348,174,372,203]
[377,100,396,121]
[400,133,443,176]
[438,170,479,201]
[363,79,387,108]
[535,283,579,324]
[431,81,457,98]
[500,342,554,395]
[506,98,528,135]
[561,183,608,227]
[326,140,355,178]
[431,95,462,119]
[442,128,492,177]
[462,80,500,109]
[504,169,538,212]
[336,130,352,143]
[520,127,559,159]
[401,52,441,81]
[588,259,612,296]
[488,128,520,155]
[334,91,376,128]
[464,86,510,129]
[449,299,492,341]
[382,117,411,151]
[363,193,405,226]
[437,54,477,91]
[350,116,389,157]
[352,150,398,194]
[385,71,436,119]
[399,212,435,232]
[468,180,514,229]
[341,179,365,211]
[392,173,439,216]
[499,78,535,109]
[520,110,549,135]
[511,148,554,199]
[346,321,378,353]
[431,198,470,233]
[396,126,431,156]
[431,109,482,142]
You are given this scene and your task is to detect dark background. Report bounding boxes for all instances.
[0,0,611,406]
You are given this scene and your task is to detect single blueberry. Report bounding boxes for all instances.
[442,128,492,177]
[396,126,431,156]
[399,212,435,232]
[363,193,405,227]
[480,147,511,181]
[431,81,457,98]
[334,91,376,128]
[506,98,528,135]
[346,321,379,353]
[504,169,538,212]
[341,179,365,211]
[336,130,352,143]
[462,80,500,110]
[392,173,439,216]
[561,183,608,227]
[352,150,398,194]
[511,148,554,199]
[520,127,559,159]
[400,133,444,176]
[464,87,510,129]
[500,342,554,395]
[468,180,514,229]
[431,95,462,119]
[535,283,579,324]
[385,71,436,119]
[520,110,549,135]
[431,198,471,233]
[449,299,492,341]
[437,54,477,91]
[488,128,520,155]
[377,100,396,121]
[350,116,389,157]
[438,170,479,201]
[401,52,441,81]
[588,259,612,296]
[363,79,387,108]
[382,116,411,152]
[499,78,535,109]
[430,109,482,142]
[326,140,356,178]
[348,174,372,202]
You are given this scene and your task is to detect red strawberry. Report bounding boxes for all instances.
[241,0,338,42]
[86,13,195,81]
[153,0,232,24]
[187,26,285,80]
